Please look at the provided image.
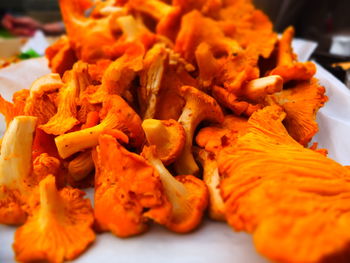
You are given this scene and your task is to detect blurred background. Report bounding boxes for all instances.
[0,0,349,79]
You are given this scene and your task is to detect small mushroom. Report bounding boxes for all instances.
[142,119,185,165]
[175,85,224,175]
[269,26,316,82]
[143,146,208,233]
[55,95,143,159]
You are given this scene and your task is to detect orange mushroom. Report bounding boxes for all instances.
[128,0,182,41]
[13,175,95,263]
[174,85,224,175]
[45,35,78,75]
[143,146,208,233]
[267,78,328,146]
[0,90,29,127]
[142,119,185,165]
[24,73,63,125]
[59,0,125,62]
[87,42,144,104]
[55,95,143,159]
[175,10,241,64]
[0,116,37,225]
[40,70,80,135]
[139,43,168,119]
[269,26,316,82]
[196,149,225,221]
[212,85,261,116]
[218,105,350,263]
[94,135,169,237]
[68,151,95,182]
[195,115,249,220]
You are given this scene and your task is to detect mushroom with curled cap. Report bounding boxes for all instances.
[24,73,63,125]
[55,95,144,159]
[174,85,224,175]
[13,175,95,263]
[58,0,127,62]
[0,116,37,225]
[196,149,225,221]
[0,90,29,128]
[142,146,208,233]
[212,85,261,116]
[39,70,80,135]
[269,26,316,82]
[218,105,350,263]
[93,135,170,237]
[86,42,144,104]
[142,119,185,165]
[266,78,327,146]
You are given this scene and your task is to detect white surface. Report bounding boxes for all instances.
[1,41,350,263]
[20,31,50,56]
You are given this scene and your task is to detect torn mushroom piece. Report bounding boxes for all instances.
[175,85,224,175]
[0,116,37,225]
[94,135,169,237]
[0,90,29,127]
[13,175,95,263]
[142,119,185,165]
[139,43,168,119]
[142,146,208,233]
[55,95,143,159]
[269,26,316,82]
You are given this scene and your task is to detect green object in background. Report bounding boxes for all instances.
[18,49,41,60]
[0,29,13,38]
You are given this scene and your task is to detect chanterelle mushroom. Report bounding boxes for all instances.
[94,135,169,237]
[142,119,185,165]
[55,95,144,159]
[13,175,95,263]
[269,26,316,82]
[0,116,37,225]
[143,146,208,233]
[175,85,224,175]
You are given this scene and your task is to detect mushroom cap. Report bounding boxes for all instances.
[142,119,186,165]
[94,135,168,237]
[164,174,208,233]
[268,78,327,146]
[180,85,224,125]
[100,95,145,148]
[218,106,350,263]
[13,175,95,263]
